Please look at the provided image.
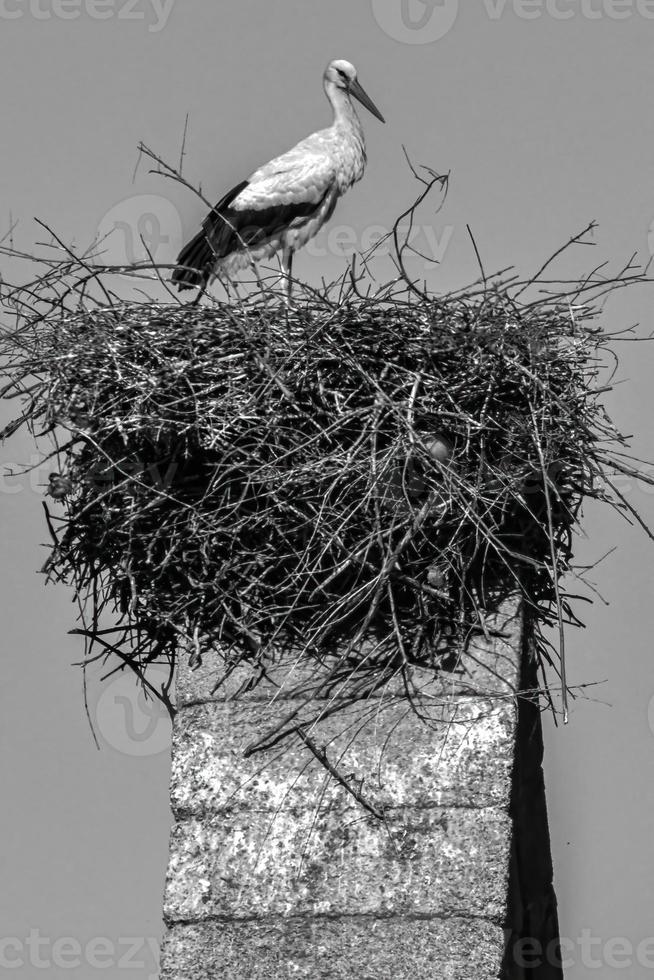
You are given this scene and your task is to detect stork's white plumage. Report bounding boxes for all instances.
[172,59,385,295]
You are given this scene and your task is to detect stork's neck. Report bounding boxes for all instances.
[325,82,365,142]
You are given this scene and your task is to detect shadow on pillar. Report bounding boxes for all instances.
[500,627,564,980]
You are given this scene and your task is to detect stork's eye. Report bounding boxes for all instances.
[337,69,349,83]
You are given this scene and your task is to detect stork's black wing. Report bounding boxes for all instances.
[172,179,327,291]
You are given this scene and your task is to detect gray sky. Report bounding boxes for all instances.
[2,2,654,976]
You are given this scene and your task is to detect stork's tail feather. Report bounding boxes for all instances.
[172,229,214,291]
[173,180,250,292]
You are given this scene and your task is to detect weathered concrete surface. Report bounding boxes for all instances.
[166,806,510,920]
[160,604,524,979]
[171,698,515,814]
[163,918,505,980]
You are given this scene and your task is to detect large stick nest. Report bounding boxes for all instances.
[1,181,652,727]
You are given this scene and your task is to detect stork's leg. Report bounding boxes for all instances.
[217,272,235,304]
[190,277,208,307]
[282,246,294,304]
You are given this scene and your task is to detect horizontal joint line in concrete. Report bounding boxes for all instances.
[164,910,506,927]
[170,800,511,819]
[177,690,512,709]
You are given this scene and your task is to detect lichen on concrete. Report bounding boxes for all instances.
[160,603,523,980]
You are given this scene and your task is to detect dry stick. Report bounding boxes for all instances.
[138,142,214,213]
[296,726,385,821]
[466,224,487,293]
[33,219,115,310]
[134,236,181,305]
[391,159,449,301]
[513,221,598,300]
[292,701,394,877]
[178,114,190,176]
[603,474,654,541]
[244,688,374,757]
[69,629,176,720]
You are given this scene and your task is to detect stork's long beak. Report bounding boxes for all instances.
[350,78,385,123]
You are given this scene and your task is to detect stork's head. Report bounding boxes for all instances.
[324,59,385,123]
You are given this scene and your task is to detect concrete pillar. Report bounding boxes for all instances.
[159,603,530,979]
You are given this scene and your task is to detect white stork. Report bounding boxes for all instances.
[172,59,385,296]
